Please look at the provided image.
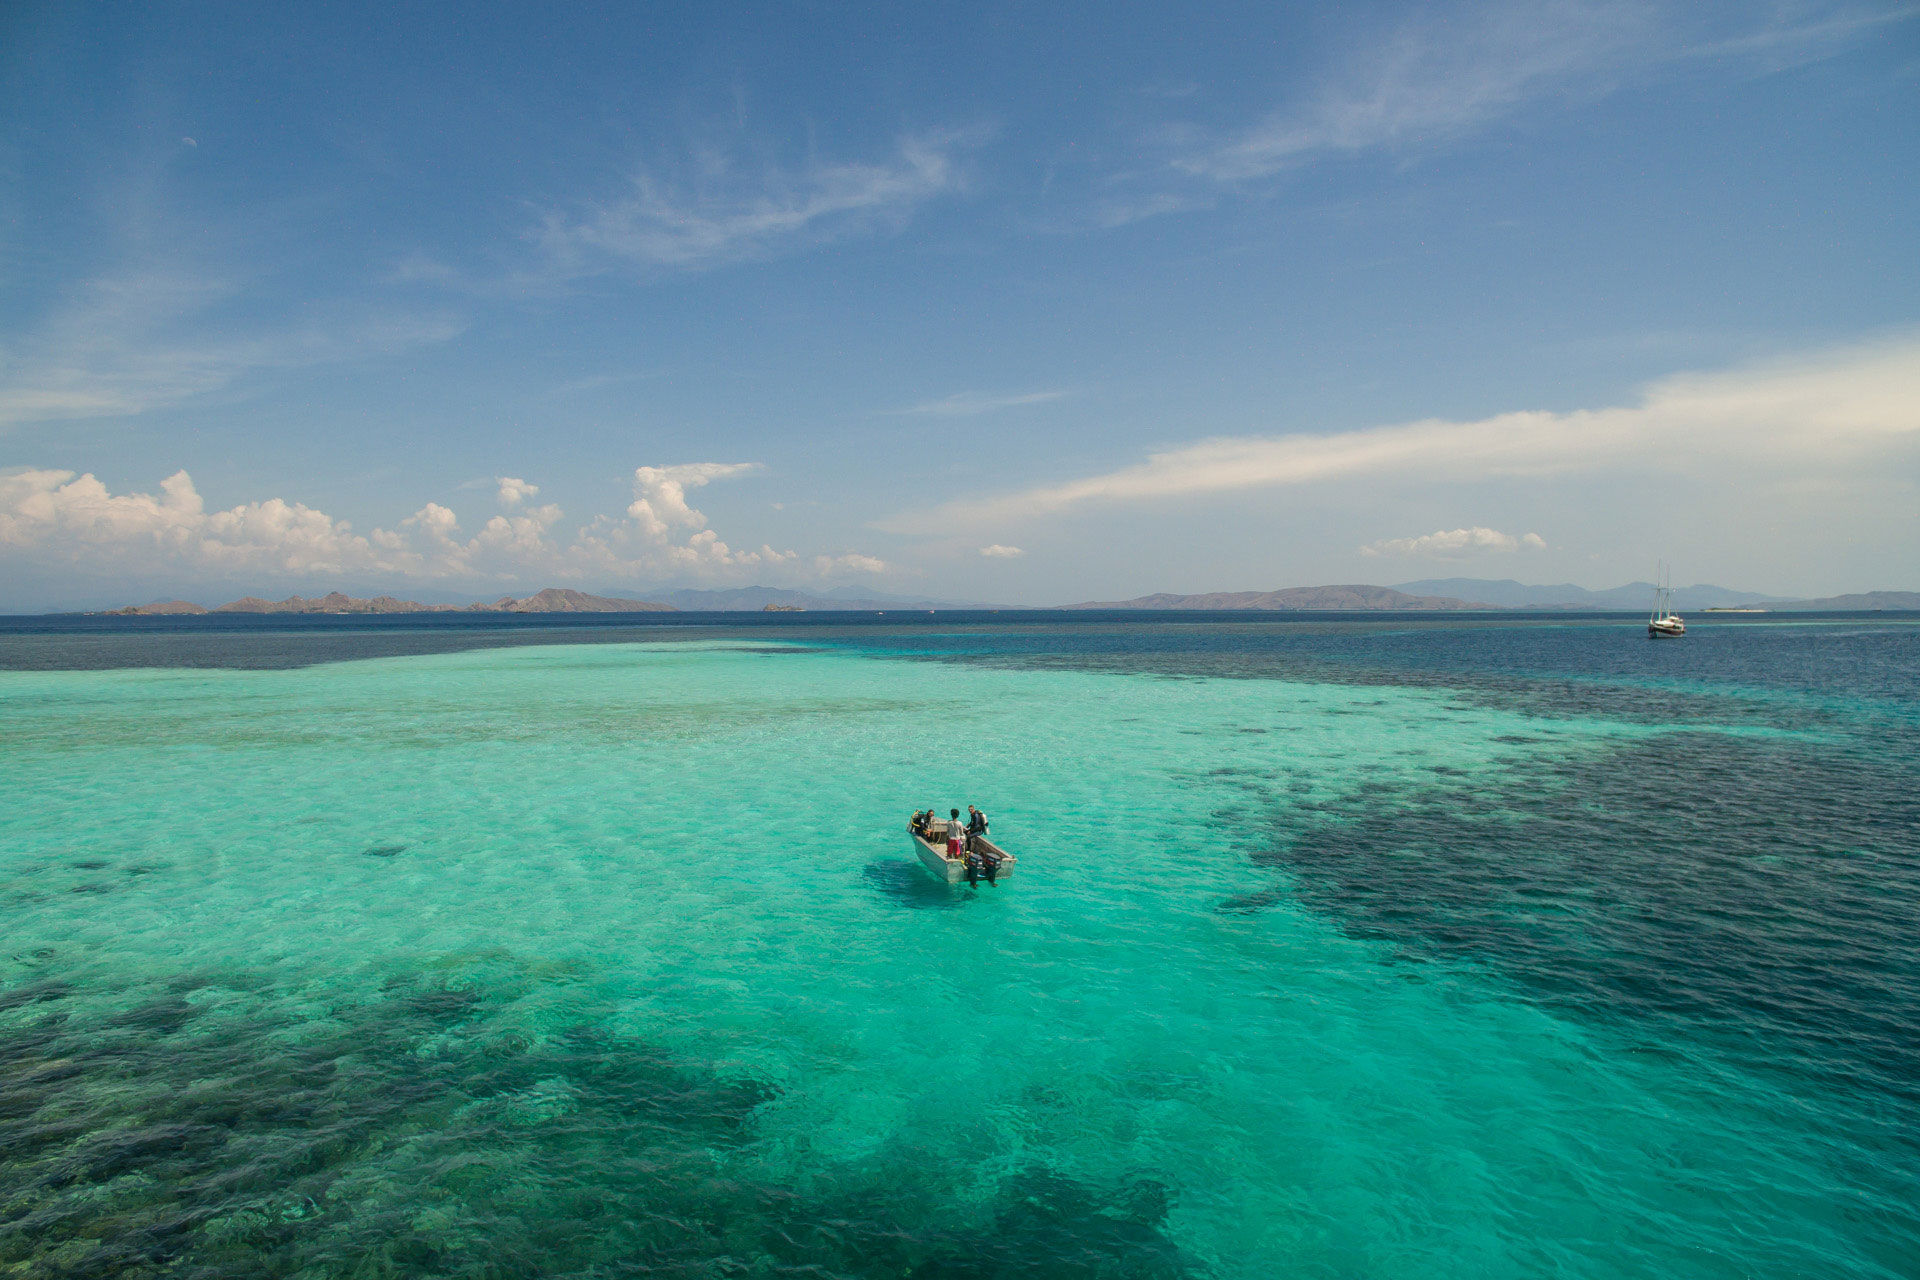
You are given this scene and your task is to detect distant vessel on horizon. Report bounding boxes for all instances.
[1649,564,1686,637]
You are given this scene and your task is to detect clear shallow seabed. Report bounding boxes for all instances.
[1,616,1917,1278]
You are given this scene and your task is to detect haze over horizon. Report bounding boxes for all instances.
[3,1,1916,613]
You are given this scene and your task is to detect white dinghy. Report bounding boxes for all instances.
[906,817,1015,885]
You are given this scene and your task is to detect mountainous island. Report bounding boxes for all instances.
[1067,584,1493,610]
[1069,580,1920,611]
[101,584,998,615]
[99,579,1920,617]
[109,589,674,615]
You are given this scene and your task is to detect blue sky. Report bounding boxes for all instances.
[2,0,1916,608]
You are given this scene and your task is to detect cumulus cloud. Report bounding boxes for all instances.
[822,553,889,575]
[534,131,980,275]
[496,476,539,508]
[0,469,395,577]
[1361,527,1546,557]
[879,334,1920,534]
[979,544,1025,558]
[0,462,888,588]
[625,463,761,539]
[570,462,895,579]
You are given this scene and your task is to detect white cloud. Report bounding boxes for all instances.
[402,502,460,541]
[1687,4,1917,71]
[1361,527,1546,557]
[496,476,539,508]
[1177,1,1651,182]
[576,463,893,579]
[625,462,761,539]
[902,390,1067,417]
[979,544,1025,558]
[821,553,889,575]
[880,333,1920,533]
[0,468,397,577]
[0,270,465,429]
[0,462,888,589]
[534,131,978,275]
[1157,2,1910,185]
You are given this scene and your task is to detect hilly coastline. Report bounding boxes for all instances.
[109,589,674,615]
[97,580,1920,617]
[1071,580,1920,612]
[1067,584,1494,610]
[104,585,988,615]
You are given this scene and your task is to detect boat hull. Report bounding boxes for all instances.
[1648,620,1686,637]
[907,828,1014,884]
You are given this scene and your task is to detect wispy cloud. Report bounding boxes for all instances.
[1361,527,1546,558]
[1156,2,1910,185]
[979,544,1024,558]
[0,460,890,588]
[879,333,1920,533]
[1090,192,1215,228]
[1686,2,1918,71]
[533,130,982,276]
[0,270,464,429]
[1174,1,1655,182]
[900,389,1067,417]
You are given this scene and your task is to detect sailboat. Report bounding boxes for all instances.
[1648,563,1686,637]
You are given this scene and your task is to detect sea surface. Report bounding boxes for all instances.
[2,612,1917,1279]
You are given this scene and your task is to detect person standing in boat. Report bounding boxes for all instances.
[946,809,965,860]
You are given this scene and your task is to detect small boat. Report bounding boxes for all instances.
[1648,563,1686,637]
[907,818,1015,884]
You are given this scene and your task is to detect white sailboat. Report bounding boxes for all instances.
[1648,563,1686,637]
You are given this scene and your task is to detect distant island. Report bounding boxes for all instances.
[1067,581,1920,612]
[92,579,1920,617]
[100,584,986,615]
[108,588,674,615]
[1067,585,1494,610]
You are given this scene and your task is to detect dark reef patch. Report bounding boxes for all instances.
[0,960,1193,1279]
[362,844,408,858]
[1252,730,1920,1114]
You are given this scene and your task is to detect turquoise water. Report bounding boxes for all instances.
[3,620,1917,1277]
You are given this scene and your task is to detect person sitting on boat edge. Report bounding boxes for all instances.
[946,809,965,860]
[965,805,988,851]
[909,809,931,838]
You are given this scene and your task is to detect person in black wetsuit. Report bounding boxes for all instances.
[965,806,997,885]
